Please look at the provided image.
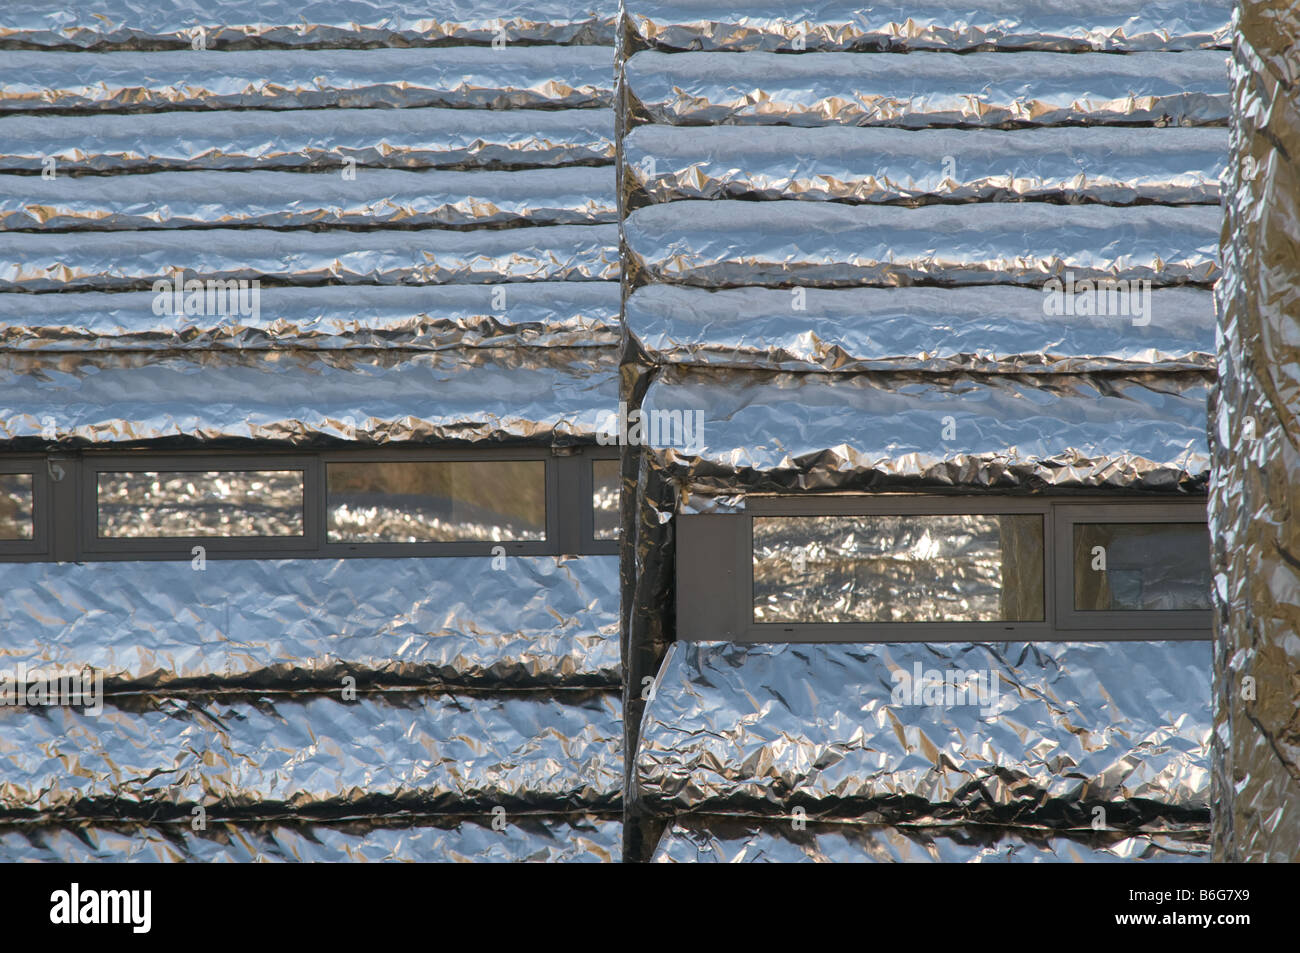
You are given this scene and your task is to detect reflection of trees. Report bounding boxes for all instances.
[0,476,33,539]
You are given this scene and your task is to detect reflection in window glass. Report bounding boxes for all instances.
[0,473,33,540]
[97,471,304,538]
[327,461,545,543]
[753,514,1044,623]
[592,460,619,541]
[1074,523,1210,611]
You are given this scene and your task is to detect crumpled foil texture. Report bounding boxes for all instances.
[636,641,1211,825]
[1209,0,1300,862]
[624,1,1230,52]
[0,690,622,817]
[0,555,620,689]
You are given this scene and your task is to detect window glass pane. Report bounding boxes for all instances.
[98,471,303,538]
[592,459,619,541]
[327,460,545,543]
[1073,523,1210,611]
[753,514,1044,623]
[0,473,34,540]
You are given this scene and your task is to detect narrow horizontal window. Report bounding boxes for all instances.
[97,470,304,538]
[592,459,620,541]
[1073,522,1211,611]
[0,473,34,540]
[326,460,546,543]
[753,514,1044,624]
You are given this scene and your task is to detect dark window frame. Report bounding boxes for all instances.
[0,446,619,563]
[676,494,1210,643]
[1052,502,1211,631]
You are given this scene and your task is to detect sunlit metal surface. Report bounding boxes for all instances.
[0,815,621,862]
[0,1,617,49]
[640,365,1210,495]
[0,223,619,291]
[636,641,1210,824]
[625,50,1229,127]
[0,47,614,113]
[652,816,1208,863]
[626,285,1214,373]
[0,555,620,689]
[0,690,622,816]
[625,1,1230,52]
[0,347,618,448]
[1210,0,1300,862]
[625,201,1220,288]
[0,167,617,230]
[0,107,614,173]
[0,283,620,351]
[625,125,1226,206]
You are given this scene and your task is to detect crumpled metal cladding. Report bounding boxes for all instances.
[651,816,1208,863]
[0,223,619,291]
[0,107,615,173]
[0,690,623,818]
[635,641,1211,825]
[640,365,1210,494]
[0,346,619,448]
[624,1,1231,52]
[624,125,1227,206]
[0,47,614,113]
[0,815,622,863]
[0,0,618,49]
[624,50,1229,128]
[626,284,1215,374]
[0,167,617,231]
[1210,0,1300,862]
[0,283,621,351]
[625,202,1220,289]
[0,556,621,690]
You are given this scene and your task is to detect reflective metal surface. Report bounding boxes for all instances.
[625,50,1229,127]
[0,815,622,862]
[0,107,614,173]
[625,125,1226,206]
[0,689,622,816]
[636,641,1211,824]
[0,0,623,863]
[1210,0,1300,862]
[0,167,617,230]
[0,348,618,448]
[640,366,1210,495]
[0,1,617,49]
[652,816,1208,863]
[626,285,1215,373]
[625,201,1220,288]
[0,223,619,291]
[0,283,620,351]
[0,555,621,689]
[625,2,1231,52]
[0,47,614,112]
